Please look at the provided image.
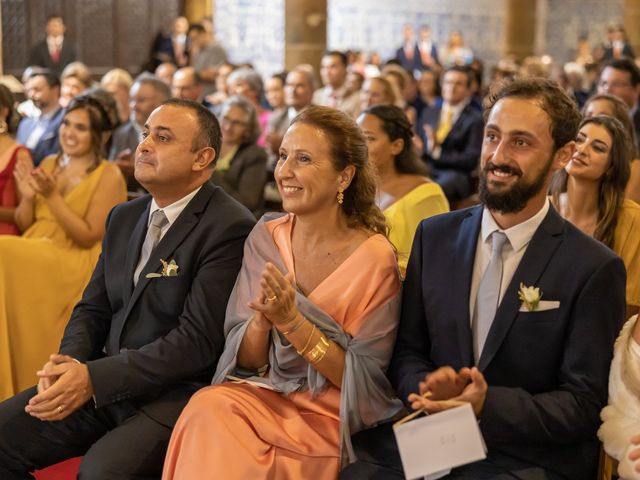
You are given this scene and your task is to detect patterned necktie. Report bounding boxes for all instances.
[50,44,61,63]
[435,109,453,145]
[472,231,509,364]
[134,210,168,285]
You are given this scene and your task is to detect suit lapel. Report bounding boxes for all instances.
[453,206,482,366]
[122,202,151,302]
[117,183,215,342]
[478,206,565,371]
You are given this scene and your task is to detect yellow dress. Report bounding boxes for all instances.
[384,182,449,274]
[614,198,640,308]
[0,160,126,400]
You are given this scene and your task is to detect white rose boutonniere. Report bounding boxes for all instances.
[518,283,542,311]
[146,259,179,279]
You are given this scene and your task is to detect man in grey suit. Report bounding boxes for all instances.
[109,74,171,192]
[0,99,255,478]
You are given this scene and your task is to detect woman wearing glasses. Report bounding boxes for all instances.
[212,96,268,216]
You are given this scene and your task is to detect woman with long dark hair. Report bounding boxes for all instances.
[551,115,639,319]
[582,92,640,203]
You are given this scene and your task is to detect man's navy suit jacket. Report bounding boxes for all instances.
[390,204,626,479]
[58,181,256,427]
[418,103,484,174]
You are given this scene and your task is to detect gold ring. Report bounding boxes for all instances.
[267,295,278,302]
[57,405,64,414]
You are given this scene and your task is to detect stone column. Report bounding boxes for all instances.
[285,0,327,77]
[504,0,537,62]
[624,0,640,58]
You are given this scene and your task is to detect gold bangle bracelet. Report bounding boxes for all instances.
[305,336,330,364]
[281,316,305,335]
[296,324,316,355]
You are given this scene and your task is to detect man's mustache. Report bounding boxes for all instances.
[483,161,523,178]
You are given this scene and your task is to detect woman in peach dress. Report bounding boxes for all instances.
[163,106,404,479]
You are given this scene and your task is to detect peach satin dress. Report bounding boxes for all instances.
[163,214,402,479]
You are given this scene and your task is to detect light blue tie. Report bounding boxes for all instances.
[473,231,509,364]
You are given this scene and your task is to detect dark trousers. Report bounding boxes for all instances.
[0,387,171,480]
[340,422,565,480]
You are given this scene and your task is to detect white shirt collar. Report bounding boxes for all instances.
[481,198,550,253]
[147,186,202,227]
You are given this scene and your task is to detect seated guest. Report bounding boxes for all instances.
[417,68,442,109]
[418,66,484,203]
[212,96,267,216]
[227,67,270,147]
[551,115,640,319]
[16,70,64,166]
[341,78,626,480]
[360,76,398,111]
[59,61,93,108]
[162,105,404,479]
[583,93,640,203]
[109,73,171,192]
[101,68,134,125]
[0,84,33,235]
[0,99,255,478]
[266,67,315,164]
[187,22,228,93]
[265,72,287,112]
[599,313,640,480]
[0,95,127,400]
[155,62,177,86]
[313,51,361,118]
[358,105,449,275]
[171,67,212,110]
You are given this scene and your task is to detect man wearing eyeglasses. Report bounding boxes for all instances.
[598,58,640,147]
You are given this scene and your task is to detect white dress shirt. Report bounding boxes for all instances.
[133,186,202,280]
[469,199,550,324]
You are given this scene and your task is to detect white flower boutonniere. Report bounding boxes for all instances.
[146,259,179,279]
[518,283,542,311]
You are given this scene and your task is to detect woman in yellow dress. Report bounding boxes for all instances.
[163,106,404,479]
[0,95,127,400]
[551,115,640,319]
[358,104,449,275]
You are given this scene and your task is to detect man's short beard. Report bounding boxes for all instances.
[478,156,552,214]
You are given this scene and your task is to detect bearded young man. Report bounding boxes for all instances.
[341,78,626,480]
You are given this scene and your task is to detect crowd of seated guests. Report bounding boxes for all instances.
[1,13,640,480]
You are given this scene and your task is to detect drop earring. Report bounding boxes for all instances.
[337,189,344,205]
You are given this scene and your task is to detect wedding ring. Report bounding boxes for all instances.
[57,405,64,414]
[267,295,278,302]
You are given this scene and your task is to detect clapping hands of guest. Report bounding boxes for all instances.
[249,262,299,331]
[13,156,37,200]
[30,166,60,198]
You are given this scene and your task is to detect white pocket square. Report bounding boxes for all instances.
[519,300,560,312]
